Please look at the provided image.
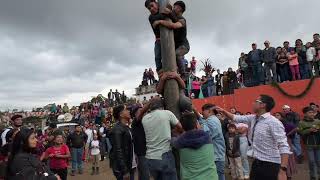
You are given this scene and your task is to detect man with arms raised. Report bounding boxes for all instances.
[138,98,183,180]
[216,95,291,180]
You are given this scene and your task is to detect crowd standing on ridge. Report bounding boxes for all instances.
[187,34,320,99]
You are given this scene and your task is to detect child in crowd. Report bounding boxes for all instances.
[236,123,250,180]
[44,134,70,180]
[89,133,100,175]
[225,123,244,180]
[287,48,301,80]
[299,107,320,180]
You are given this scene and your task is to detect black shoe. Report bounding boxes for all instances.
[96,167,99,175]
[91,167,95,175]
[70,170,75,176]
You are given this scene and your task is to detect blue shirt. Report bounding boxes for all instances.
[183,59,188,66]
[207,77,214,86]
[199,116,226,161]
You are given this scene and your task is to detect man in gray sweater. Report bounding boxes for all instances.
[248,43,264,86]
[262,40,277,83]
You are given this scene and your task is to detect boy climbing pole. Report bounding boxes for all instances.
[152,1,190,77]
[145,0,174,73]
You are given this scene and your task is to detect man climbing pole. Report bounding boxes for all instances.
[145,1,191,180]
[145,0,191,119]
[153,1,190,77]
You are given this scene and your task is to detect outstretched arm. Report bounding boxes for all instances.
[157,72,185,94]
[153,19,185,30]
[135,96,163,121]
[168,72,186,89]
[156,72,169,94]
[215,107,235,120]
[136,102,151,121]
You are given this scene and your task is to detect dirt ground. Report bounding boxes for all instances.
[68,158,310,180]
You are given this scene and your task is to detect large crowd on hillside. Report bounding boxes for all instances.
[2,94,320,180]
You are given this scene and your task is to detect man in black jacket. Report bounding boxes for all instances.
[109,105,134,180]
[67,125,87,176]
[131,105,150,180]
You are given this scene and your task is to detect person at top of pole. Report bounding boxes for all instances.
[145,0,175,73]
[152,1,190,78]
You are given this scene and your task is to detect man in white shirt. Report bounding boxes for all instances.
[84,122,96,161]
[306,42,319,76]
[216,94,291,180]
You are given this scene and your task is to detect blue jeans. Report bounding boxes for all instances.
[71,148,84,171]
[307,148,320,178]
[300,63,311,79]
[215,161,225,180]
[292,134,302,156]
[277,63,291,82]
[239,136,250,177]
[137,156,150,180]
[154,40,162,71]
[147,151,177,180]
[202,87,208,97]
[251,64,264,85]
[106,138,112,153]
[207,85,216,97]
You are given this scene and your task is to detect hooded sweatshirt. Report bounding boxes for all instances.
[172,130,218,180]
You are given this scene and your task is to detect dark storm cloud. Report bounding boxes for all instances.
[0,0,319,109]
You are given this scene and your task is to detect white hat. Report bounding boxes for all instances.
[282,105,291,109]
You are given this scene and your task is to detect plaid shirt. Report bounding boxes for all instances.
[234,113,291,164]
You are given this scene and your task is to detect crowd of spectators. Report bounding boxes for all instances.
[189,33,320,99]
[142,68,157,86]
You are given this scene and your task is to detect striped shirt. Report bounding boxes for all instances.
[234,112,291,164]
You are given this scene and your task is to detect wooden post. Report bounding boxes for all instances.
[158,0,181,119]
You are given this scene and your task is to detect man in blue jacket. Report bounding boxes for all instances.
[199,104,226,180]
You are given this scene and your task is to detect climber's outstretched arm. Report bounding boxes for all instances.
[170,72,186,89]
[157,72,186,95]
[153,19,185,30]
[156,72,169,94]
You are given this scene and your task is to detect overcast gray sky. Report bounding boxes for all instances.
[0,0,319,110]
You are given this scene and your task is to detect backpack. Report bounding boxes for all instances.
[1,128,12,147]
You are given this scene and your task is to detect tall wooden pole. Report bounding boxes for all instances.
[158,0,181,119]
